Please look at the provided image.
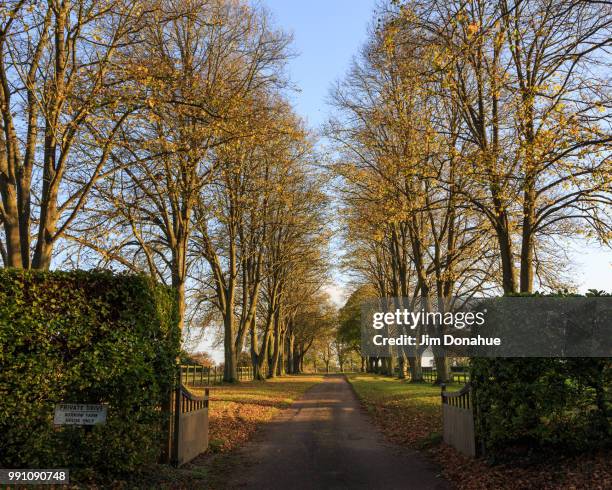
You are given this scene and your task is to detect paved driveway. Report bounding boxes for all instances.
[227,375,450,489]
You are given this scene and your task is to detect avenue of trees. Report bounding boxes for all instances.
[0,0,332,382]
[2,0,609,385]
[328,0,611,382]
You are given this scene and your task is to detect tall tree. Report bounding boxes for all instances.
[192,102,308,382]
[0,0,144,269]
[388,0,612,293]
[68,0,291,332]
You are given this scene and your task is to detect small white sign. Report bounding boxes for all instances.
[53,404,107,426]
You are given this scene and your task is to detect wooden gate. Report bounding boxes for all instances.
[441,383,476,457]
[165,370,210,467]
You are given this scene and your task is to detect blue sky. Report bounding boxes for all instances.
[263,0,378,129]
[262,0,379,306]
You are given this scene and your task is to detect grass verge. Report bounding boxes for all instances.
[347,373,611,490]
[347,373,460,448]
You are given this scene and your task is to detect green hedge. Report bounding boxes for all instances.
[471,357,610,459]
[0,269,180,479]
[471,292,611,460]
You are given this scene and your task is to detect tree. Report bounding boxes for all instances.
[0,0,145,269]
[387,0,612,293]
[338,285,377,372]
[192,103,319,382]
[328,16,495,382]
[287,290,336,374]
[190,351,215,367]
[328,0,611,384]
[68,0,291,335]
[257,160,329,379]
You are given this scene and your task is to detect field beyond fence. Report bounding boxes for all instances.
[391,366,470,384]
[181,364,470,386]
[181,365,268,386]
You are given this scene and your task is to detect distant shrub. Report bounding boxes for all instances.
[471,292,611,460]
[0,269,180,480]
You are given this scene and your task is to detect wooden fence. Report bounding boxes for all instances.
[180,365,268,387]
[441,383,476,457]
[397,366,470,383]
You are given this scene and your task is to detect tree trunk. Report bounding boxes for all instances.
[367,357,375,373]
[0,116,25,268]
[250,319,268,381]
[433,349,449,384]
[286,331,294,374]
[407,355,423,382]
[520,184,536,293]
[387,356,395,376]
[171,246,187,330]
[268,310,281,378]
[267,334,275,377]
[277,326,285,376]
[292,352,301,374]
[223,309,237,382]
[32,113,63,271]
[250,334,268,381]
[497,225,517,294]
[1,203,22,268]
[381,357,388,375]
[398,354,406,379]
[253,311,274,380]
[32,176,58,270]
